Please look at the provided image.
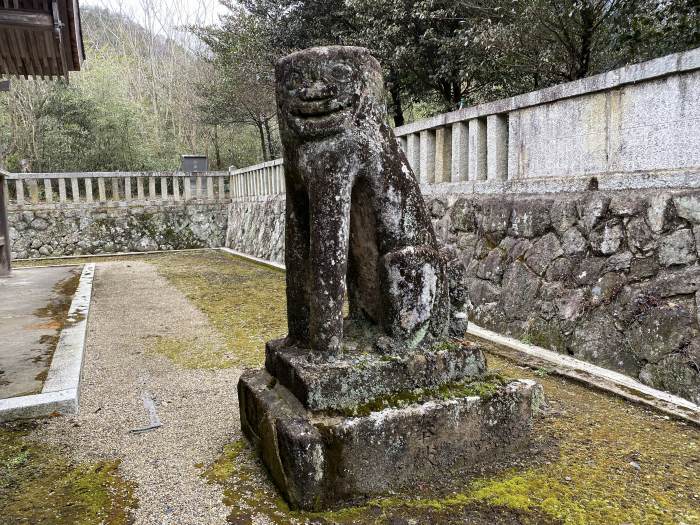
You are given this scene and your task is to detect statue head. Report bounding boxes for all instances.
[275,46,386,141]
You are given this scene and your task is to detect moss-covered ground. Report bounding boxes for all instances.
[201,351,700,525]
[0,421,137,525]
[12,251,700,523]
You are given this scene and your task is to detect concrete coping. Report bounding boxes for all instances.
[230,158,285,176]
[4,171,230,180]
[7,198,231,212]
[420,169,700,196]
[228,170,700,201]
[223,248,700,427]
[220,247,286,271]
[468,324,700,427]
[0,263,95,422]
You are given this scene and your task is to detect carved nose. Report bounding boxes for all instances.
[300,81,337,100]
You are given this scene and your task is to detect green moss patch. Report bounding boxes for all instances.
[148,335,234,370]
[148,251,287,368]
[0,422,137,525]
[333,373,508,417]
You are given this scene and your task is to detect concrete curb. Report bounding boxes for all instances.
[0,264,95,421]
[219,247,286,271]
[467,323,700,427]
[220,247,700,426]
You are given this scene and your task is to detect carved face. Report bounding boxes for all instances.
[276,47,384,140]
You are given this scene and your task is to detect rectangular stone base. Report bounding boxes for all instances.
[265,338,487,411]
[238,368,543,511]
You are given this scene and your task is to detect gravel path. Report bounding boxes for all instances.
[34,261,243,525]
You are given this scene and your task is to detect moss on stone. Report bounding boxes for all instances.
[332,373,508,417]
[0,422,137,525]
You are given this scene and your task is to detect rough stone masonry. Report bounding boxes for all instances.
[237,46,542,511]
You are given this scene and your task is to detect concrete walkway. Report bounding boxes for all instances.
[0,267,80,399]
[34,262,241,525]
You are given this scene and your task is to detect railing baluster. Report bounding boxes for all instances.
[218,176,225,200]
[419,130,436,183]
[124,176,132,201]
[184,176,192,201]
[85,178,93,203]
[160,176,168,200]
[149,176,157,200]
[487,114,508,181]
[451,122,469,182]
[137,176,145,200]
[435,127,452,183]
[173,176,180,201]
[44,178,53,203]
[71,177,80,202]
[195,176,202,198]
[468,119,487,181]
[406,133,420,179]
[15,179,24,205]
[29,179,39,204]
[111,177,120,201]
[98,178,107,201]
[58,177,67,202]
[207,176,215,199]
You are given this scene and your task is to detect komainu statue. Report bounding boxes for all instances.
[238,46,543,512]
[276,45,451,355]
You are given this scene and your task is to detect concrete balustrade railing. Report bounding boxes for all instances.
[3,171,232,208]
[229,47,700,197]
[229,159,286,198]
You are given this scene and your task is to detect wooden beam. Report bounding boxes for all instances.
[0,10,53,31]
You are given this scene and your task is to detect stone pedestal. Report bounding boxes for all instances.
[238,340,543,511]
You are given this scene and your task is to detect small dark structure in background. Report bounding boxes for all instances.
[180,155,208,173]
[0,0,86,276]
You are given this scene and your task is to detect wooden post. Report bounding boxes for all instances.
[0,173,11,276]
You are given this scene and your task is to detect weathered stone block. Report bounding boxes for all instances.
[673,194,700,224]
[265,338,487,412]
[590,220,623,255]
[658,229,697,266]
[239,368,543,510]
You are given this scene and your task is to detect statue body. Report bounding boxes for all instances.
[276,46,449,355]
[238,46,539,512]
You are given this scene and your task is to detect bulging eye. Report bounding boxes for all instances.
[286,70,303,89]
[328,63,353,83]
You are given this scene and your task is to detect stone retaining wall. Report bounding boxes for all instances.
[9,202,229,259]
[226,188,700,403]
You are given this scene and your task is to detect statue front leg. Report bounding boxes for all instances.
[308,182,352,355]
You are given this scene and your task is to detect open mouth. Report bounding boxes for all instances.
[290,100,350,120]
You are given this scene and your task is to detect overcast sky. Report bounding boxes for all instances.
[81,0,229,29]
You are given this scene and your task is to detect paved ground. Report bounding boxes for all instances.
[0,266,80,399]
[35,262,241,525]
